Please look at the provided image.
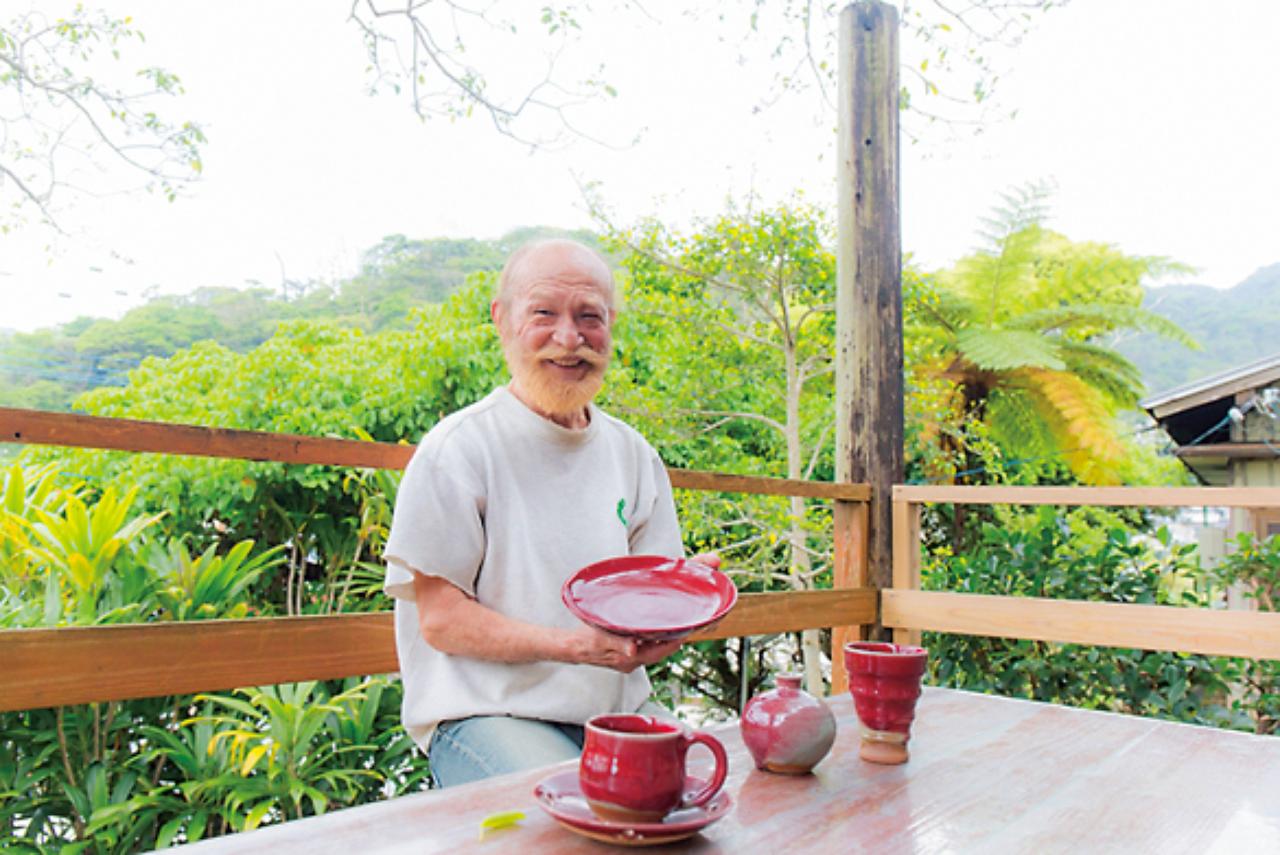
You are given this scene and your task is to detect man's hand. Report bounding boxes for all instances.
[413,572,684,670]
[689,552,721,570]
[564,625,683,674]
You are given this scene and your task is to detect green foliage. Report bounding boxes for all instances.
[0,228,597,414]
[0,461,427,851]
[143,539,285,622]
[908,186,1193,485]
[603,200,840,700]
[186,682,382,830]
[28,278,505,621]
[0,677,423,852]
[1205,534,1280,734]
[923,507,1238,727]
[24,486,165,625]
[607,202,837,570]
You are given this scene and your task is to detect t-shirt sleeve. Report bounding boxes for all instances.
[383,440,486,602]
[627,449,684,558]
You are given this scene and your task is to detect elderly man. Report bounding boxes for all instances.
[383,238,713,787]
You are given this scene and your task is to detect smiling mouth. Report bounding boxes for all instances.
[545,358,595,372]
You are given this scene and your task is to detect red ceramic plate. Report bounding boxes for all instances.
[534,768,732,847]
[561,555,737,641]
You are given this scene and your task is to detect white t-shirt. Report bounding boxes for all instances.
[383,386,684,748]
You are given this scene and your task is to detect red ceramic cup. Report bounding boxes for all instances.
[580,714,729,823]
[843,641,928,765]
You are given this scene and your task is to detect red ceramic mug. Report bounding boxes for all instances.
[580,713,729,823]
[844,641,928,765]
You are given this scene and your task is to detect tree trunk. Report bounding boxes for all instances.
[784,341,825,694]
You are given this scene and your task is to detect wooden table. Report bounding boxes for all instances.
[181,688,1280,853]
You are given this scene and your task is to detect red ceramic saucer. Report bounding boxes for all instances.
[561,555,737,641]
[533,769,732,847]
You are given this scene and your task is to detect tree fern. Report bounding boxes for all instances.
[954,328,1065,372]
[909,186,1192,485]
[1024,368,1127,484]
[1058,341,1145,405]
[1008,303,1198,349]
[986,388,1056,461]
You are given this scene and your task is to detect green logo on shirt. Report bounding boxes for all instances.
[616,498,629,527]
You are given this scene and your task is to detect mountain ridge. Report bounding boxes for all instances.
[1119,262,1280,397]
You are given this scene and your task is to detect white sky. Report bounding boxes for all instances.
[2,0,1278,333]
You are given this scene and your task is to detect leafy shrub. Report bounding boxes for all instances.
[922,506,1238,727]
[1205,533,1280,734]
[0,464,428,852]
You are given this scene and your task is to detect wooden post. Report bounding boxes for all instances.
[831,498,869,693]
[835,1,903,641]
[891,494,922,646]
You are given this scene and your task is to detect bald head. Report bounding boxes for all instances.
[496,239,617,314]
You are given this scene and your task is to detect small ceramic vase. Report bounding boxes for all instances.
[740,673,837,775]
[843,642,928,766]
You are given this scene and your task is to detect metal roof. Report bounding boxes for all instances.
[1141,351,1280,420]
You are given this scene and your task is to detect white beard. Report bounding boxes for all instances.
[504,342,607,418]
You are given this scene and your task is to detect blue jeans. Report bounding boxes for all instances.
[428,716,585,788]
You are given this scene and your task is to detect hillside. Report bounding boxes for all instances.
[9,236,1276,414]
[1118,263,1280,397]
[0,227,600,412]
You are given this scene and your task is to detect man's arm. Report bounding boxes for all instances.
[412,572,681,674]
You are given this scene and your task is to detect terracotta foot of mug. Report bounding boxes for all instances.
[858,726,909,765]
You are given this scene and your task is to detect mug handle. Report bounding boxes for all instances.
[680,731,729,810]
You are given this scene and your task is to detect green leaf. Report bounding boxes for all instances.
[955,328,1065,372]
[245,799,274,831]
[479,810,526,837]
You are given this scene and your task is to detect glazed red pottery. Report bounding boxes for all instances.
[740,673,836,774]
[534,769,733,846]
[843,641,928,765]
[562,555,737,640]
[579,714,729,823]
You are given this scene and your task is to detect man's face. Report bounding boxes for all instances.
[493,244,615,422]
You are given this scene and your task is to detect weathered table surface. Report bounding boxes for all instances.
[181,687,1280,854]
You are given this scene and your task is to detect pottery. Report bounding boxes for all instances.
[843,641,928,765]
[740,673,836,774]
[579,713,729,823]
[562,555,737,641]
[535,769,733,847]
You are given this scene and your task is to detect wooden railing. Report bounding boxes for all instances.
[887,485,1280,660]
[6,407,1280,714]
[0,407,874,711]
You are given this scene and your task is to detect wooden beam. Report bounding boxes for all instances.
[882,589,1280,661]
[1176,443,1280,460]
[0,613,398,712]
[668,469,869,501]
[835,1,902,626]
[690,588,876,643]
[830,499,870,693]
[0,407,869,501]
[0,590,876,711]
[891,499,922,647]
[0,406,416,469]
[894,484,1280,508]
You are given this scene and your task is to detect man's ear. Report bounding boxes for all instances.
[490,298,503,328]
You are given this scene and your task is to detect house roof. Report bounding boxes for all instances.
[1140,351,1280,484]
[1141,351,1280,420]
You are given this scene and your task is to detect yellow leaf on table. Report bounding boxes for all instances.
[478,811,525,839]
